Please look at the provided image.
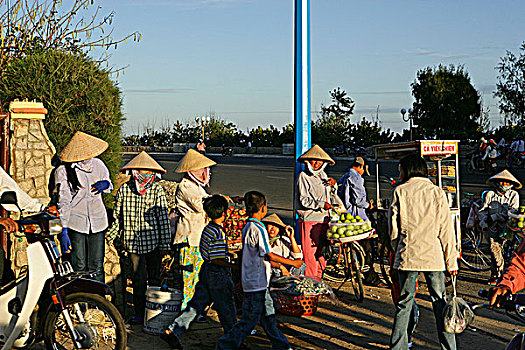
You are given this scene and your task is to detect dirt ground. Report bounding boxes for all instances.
[126,276,516,350]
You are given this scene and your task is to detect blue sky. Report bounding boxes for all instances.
[97,0,525,135]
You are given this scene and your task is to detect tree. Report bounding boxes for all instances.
[0,50,123,187]
[312,87,355,148]
[495,42,525,125]
[0,0,140,73]
[410,65,482,139]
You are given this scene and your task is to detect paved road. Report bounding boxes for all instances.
[120,152,525,349]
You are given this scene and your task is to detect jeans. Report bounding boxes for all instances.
[129,249,161,319]
[69,229,105,282]
[216,289,291,350]
[390,271,456,350]
[168,262,236,338]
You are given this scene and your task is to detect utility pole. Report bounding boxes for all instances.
[293,0,311,227]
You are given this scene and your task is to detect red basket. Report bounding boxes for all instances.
[271,292,320,317]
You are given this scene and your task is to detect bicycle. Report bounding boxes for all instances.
[459,191,492,271]
[369,207,393,288]
[323,239,367,302]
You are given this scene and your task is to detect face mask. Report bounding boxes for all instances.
[496,183,513,192]
[132,170,156,195]
[76,158,94,172]
[305,162,327,177]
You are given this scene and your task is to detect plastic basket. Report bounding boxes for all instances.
[271,292,320,317]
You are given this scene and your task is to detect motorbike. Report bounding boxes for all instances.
[332,146,346,157]
[0,191,126,350]
[221,145,233,156]
[507,151,525,168]
[466,151,497,174]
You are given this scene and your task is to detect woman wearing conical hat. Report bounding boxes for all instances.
[478,169,521,284]
[106,151,171,325]
[172,149,234,311]
[55,131,113,282]
[294,145,339,278]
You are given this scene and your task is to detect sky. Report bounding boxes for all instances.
[92,0,525,135]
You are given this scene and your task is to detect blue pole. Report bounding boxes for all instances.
[293,0,311,231]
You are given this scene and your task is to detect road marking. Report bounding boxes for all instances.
[266,176,286,179]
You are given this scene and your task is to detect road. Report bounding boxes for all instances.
[120,152,525,349]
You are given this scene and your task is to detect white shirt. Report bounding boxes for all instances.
[0,166,44,213]
[241,219,272,292]
[55,158,113,234]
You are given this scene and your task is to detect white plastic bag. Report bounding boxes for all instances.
[443,276,474,334]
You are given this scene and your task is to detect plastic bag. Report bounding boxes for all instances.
[270,275,337,302]
[443,276,474,334]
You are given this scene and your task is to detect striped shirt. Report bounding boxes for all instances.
[199,222,228,262]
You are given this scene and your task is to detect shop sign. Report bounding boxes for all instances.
[420,141,458,155]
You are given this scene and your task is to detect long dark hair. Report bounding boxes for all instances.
[399,154,428,183]
[64,162,82,192]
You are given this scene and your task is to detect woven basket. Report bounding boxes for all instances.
[271,292,320,317]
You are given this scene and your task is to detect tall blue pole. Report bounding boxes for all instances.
[293,0,311,227]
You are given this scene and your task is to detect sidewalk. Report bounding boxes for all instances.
[126,275,512,350]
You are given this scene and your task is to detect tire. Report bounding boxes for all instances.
[378,240,393,288]
[349,243,365,303]
[43,293,127,350]
[466,160,474,174]
[460,227,491,271]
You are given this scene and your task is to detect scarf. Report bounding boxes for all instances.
[75,158,94,173]
[132,170,156,195]
[188,167,211,187]
[305,162,327,177]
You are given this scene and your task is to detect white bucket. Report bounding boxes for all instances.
[144,287,183,335]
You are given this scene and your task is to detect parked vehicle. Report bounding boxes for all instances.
[0,191,126,350]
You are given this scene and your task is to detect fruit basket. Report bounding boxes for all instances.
[271,292,320,317]
[224,204,247,243]
[328,212,373,242]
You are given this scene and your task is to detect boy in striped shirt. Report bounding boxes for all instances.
[162,195,237,349]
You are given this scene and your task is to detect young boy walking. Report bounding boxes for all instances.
[216,191,303,350]
[162,195,237,350]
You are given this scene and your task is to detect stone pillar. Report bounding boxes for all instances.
[8,100,56,270]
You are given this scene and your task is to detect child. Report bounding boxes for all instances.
[106,151,171,325]
[162,195,237,349]
[216,191,303,350]
[262,213,304,279]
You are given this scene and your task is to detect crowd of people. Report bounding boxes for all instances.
[2,131,525,349]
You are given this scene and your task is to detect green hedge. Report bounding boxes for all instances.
[0,50,123,206]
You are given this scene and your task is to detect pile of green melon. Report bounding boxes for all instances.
[327,213,373,240]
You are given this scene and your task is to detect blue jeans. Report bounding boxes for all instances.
[216,289,291,350]
[168,262,236,338]
[390,271,456,350]
[69,229,105,282]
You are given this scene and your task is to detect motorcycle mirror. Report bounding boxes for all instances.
[0,191,18,206]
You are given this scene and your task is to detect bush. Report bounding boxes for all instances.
[0,50,123,204]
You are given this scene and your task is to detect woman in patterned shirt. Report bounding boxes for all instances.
[106,151,171,325]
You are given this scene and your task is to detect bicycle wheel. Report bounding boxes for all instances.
[460,227,491,271]
[378,239,393,288]
[349,242,365,302]
[323,245,346,283]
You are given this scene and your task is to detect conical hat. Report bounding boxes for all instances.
[120,151,166,174]
[297,144,335,165]
[262,213,286,229]
[175,149,216,173]
[487,169,522,189]
[60,131,108,162]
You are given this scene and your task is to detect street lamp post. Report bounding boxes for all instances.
[401,108,414,141]
[195,116,211,140]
